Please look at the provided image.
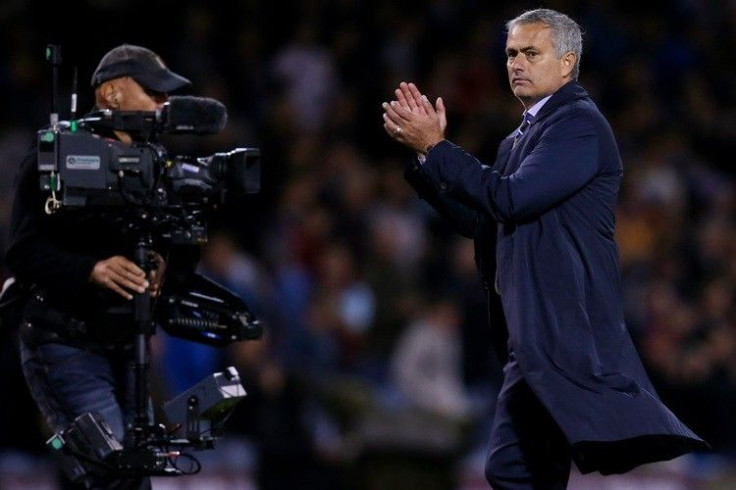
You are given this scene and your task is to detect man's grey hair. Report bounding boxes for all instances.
[506,8,583,80]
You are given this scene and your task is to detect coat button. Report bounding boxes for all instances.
[440,182,448,191]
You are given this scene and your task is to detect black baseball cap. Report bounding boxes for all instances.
[90,44,191,92]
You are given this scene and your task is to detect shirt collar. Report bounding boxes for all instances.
[524,94,553,119]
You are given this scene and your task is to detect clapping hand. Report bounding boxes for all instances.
[382,82,447,154]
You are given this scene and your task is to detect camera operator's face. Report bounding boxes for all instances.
[97,77,168,112]
[116,77,168,111]
[95,77,169,144]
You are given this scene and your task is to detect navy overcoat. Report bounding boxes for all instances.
[405,81,708,474]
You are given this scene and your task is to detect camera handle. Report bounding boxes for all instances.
[45,44,62,129]
[131,233,156,445]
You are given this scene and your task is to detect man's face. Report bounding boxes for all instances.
[505,22,573,108]
[95,77,169,143]
[116,77,168,112]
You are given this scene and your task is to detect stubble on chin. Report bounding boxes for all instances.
[512,87,533,107]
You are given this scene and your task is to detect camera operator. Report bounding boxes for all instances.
[5,44,194,490]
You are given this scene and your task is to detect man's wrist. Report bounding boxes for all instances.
[420,140,443,156]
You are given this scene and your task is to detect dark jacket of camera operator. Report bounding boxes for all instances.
[7,147,162,345]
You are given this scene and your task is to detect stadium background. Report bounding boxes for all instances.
[1,1,735,488]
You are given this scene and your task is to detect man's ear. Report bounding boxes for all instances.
[99,81,120,109]
[561,51,576,79]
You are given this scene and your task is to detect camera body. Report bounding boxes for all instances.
[36,118,260,245]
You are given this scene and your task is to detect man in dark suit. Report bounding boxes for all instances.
[382,8,708,490]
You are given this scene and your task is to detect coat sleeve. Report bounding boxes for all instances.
[422,112,599,223]
[404,158,480,238]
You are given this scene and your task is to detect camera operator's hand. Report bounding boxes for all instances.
[90,256,149,300]
[147,251,166,298]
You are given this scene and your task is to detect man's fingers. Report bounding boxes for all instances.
[420,95,437,116]
[102,256,145,279]
[110,264,148,289]
[382,101,400,121]
[435,97,448,132]
[383,120,404,139]
[92,258,146,293]
[407,83,424,104]
[115,266,146,282]
[116,258,145,277]
[148,274,161,297]
[148,269,163,294]
[121,276,149,293]
[436,96,446,113]
[106,280,134,300]
[404,84,432,116]
[382,112,401,131]
[387,100,414,121]
[382,104,409,127]
[108,270,148,293]
[400,82,419,112]
[396,85,412,110]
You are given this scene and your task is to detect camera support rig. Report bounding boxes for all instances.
[45,210,263,486]
[133,235,156,440]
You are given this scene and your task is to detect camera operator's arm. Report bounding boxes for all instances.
[6,151,98,294]
[7,149,154,301]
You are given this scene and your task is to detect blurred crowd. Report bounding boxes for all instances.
[1,1,735,489]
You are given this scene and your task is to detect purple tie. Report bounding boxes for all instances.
[513,112,534,148]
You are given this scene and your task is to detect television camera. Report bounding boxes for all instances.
[36,45,263,486]
[37,94,260,245]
